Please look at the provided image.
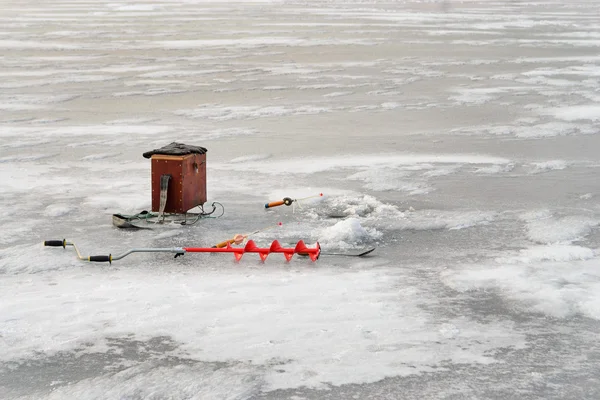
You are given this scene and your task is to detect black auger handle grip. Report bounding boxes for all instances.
[89,255,112,263]
[44,240,66,248]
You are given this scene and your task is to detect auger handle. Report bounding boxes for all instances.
[265,200,284,208]
[264,197,293,209]
[214,233,246,248]
[89,255,112,263]
[44,240,66,248]
[214,239,235,248]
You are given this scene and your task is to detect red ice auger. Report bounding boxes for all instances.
[43,239,321,263]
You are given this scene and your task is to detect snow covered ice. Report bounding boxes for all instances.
[2,0,600,399]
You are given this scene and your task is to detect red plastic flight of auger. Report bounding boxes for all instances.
[183,240,321,262]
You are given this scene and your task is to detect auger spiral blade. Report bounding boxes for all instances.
[184,240,321,263]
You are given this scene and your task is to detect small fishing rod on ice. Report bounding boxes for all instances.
[265,193,324,210]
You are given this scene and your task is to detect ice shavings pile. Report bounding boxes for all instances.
[316,218,381,249]
[317,194,496,233]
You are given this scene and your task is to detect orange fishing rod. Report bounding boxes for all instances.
[265,193,323,209]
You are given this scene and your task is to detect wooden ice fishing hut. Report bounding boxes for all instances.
[142,142,207,214]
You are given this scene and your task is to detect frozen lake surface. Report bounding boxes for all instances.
[1,0,600,398]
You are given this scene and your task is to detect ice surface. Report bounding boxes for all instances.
[323,91,354,98]
[175,104,331,121]
[0,267,527,391]
[151,37,379,49]
[474,164,514,174]
[346,169,431,194]
[43,204,75,218]
[550,105,600,121]
[0,125,174,138]
[13,362,263,400]
[521,211,599,244]
[213,154,511,176]
[528,160,568,174]
[453,121,595,139]
[449,87,517,105]
[441,255,600,319]
[518,245,596,262]
[229,154,272,163]
[387,210,497,231]
[2,0,600,398]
